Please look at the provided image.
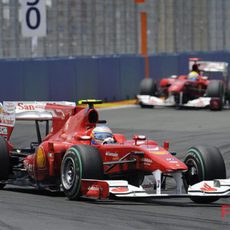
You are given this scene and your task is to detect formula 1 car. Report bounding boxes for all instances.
[137,59,229,110]
[0,100,229,203]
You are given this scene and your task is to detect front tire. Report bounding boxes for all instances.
[0,136,10,184]
[139,102,154,109]
[61,145,104,200]
[206,80,224,98]
[139,79,157,96]
[184,145,226,203]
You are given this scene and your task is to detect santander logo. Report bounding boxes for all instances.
[200,183,217,192]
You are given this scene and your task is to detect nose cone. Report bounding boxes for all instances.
[168,80,185,93]
[143,146,188,172]
[165,158,188,171]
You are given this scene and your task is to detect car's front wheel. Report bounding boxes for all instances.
[183,145,226,203]
[61,145,104,200]
[139,78,157,96]
[0,136,10,187]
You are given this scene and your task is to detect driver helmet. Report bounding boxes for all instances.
[188,71,199,81]
[91,126,113,145]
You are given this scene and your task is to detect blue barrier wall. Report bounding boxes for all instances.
[148,51,230,82]
[0,52,229,101]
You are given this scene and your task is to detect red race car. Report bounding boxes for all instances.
[137,59,229,110]
[0,100,229,203]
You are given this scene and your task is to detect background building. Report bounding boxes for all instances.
[0,0,229,59]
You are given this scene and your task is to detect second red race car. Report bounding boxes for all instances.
[0,99,229,203]
[137,59,229,110]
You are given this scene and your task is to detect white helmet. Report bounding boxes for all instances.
[91,126,113,144]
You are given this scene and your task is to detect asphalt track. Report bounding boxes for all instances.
[1,105,230,230]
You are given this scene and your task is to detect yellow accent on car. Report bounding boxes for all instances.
[36,147,46,168]
[151,151,167,155]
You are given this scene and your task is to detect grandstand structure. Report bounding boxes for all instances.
[0,0,229,58]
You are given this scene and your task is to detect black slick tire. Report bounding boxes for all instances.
[184,145,226,203]
[0,136,10,186]
[61,145,104,200]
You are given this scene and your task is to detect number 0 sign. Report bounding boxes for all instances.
[20,0,46,37]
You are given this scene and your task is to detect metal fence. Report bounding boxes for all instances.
[0,0,229,58]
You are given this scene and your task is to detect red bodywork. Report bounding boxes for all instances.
[159,75,209,100]
[3,102,188,191]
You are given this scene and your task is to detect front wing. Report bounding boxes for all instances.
[137,95,175,107]
[137,95,211,108]
[81,178,230,200]
[188,179,230,196]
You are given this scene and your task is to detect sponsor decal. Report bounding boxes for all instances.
[166,158,179,163]
[17,102,36,111]
[149,98,157,104]
[142,146,160,151]
[111,187,129,193]
[141,158,153,165]
[136,140,145,145]
[17,102,45,112]
[105,152,118,157]
[196,98,204,107]
[200,183,217,192]
[150,146,159,151]
[85,185,101,198]
[142,182,154,189]
[3,102,16,114]
[0,126,7,135]
[0,102,16,127]
[151,151,167,155]
[0,114,15,127]
[88,185,100,191]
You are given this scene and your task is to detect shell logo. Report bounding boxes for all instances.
[36,147,46,169]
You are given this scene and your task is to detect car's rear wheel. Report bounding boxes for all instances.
[206,80,224,110]
[183,145,226,203]
[61,145,104,200]
[226,81,230,104]
[0,136,10,188]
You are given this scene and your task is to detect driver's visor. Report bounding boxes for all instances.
[94,132,113,141]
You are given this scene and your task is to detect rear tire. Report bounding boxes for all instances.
[226,81,230,104]
[183,145,226,203]
[207,80,224,111]
[61,145,104,200]
[139,79,157,96]
[0,136,10,183]
[206,80,224,98]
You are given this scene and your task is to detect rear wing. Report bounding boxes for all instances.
[0,101,76,140]
[14,101,75,120]
[189,60,228,80]
[189,60,228,73]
